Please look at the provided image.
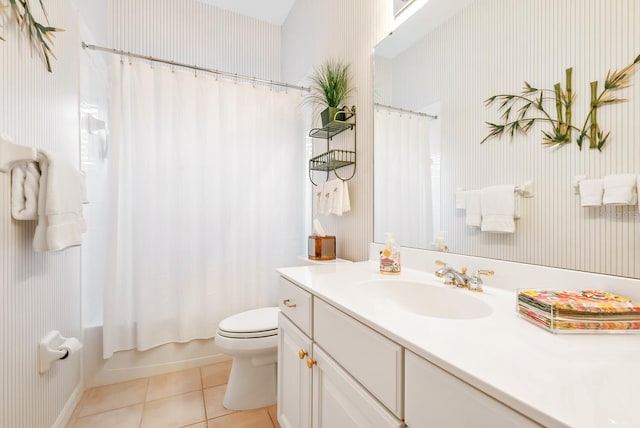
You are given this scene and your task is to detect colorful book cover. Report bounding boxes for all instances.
[517,303,640,331]
[518,289,640,316]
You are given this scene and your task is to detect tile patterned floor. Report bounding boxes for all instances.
[67,361,280,428]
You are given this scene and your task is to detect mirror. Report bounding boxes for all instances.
[374,0,640,278]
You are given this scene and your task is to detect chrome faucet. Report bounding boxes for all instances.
[434,260,471,288]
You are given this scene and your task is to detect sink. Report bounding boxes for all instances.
[343,279,493,320]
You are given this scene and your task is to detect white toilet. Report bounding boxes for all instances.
[214,306,279,410]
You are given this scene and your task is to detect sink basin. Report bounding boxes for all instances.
[343,279,493,320]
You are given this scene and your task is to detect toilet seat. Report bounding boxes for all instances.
[217,307,279,339]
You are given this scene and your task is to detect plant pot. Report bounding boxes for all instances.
[320,107,346,127]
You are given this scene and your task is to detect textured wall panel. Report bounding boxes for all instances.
[282,0,392,262]
[388,0,639,277]
[0,1,82,427]
[111,0,281,82]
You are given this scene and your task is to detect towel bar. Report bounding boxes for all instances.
[0,134,38,173]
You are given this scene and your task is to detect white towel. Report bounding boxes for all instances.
[481,185,515,233]
[455,189,467,209]
[603,174,637,205]
[465,190,482,228]
[33,150,87,252]
[315,184,325,216]
[579,179,604,206]
[11,162,40,220]
[342,181,351,214]
[328,179,351,216]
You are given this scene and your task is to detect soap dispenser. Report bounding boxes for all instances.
[380,232,401,275]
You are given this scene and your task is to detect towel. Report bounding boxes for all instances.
[11,162,40,220]
[342,181,351,214]
[315,184,325,215]
[465,190,482,228]
[481,185,516,233]
[33,150,87,252]
[328,179,351,216]
[603,174,637,206]
[579,179,604,207]
[455,189,467,209]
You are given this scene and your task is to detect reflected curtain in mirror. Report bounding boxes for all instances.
[374,107,433,248]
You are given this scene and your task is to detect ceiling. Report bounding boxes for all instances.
[195,0,297,25]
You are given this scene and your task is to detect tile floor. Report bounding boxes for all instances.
[67,360,281,428]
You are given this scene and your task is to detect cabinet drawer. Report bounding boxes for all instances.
[279,277,313,337]
[313,298,403,418]
[405,351,541,428]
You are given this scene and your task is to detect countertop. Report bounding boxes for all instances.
[277,261,640,428]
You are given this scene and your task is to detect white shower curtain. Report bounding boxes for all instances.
[103,60,306,358]
[374,108,433,249]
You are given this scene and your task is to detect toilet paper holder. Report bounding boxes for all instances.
[38,330,82,374]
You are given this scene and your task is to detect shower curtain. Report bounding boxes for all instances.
[374,108,433,249]
[103,60,305,358]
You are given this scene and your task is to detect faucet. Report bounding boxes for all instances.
[434,260,471,288]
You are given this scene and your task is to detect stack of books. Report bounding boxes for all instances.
[517,289,640,333]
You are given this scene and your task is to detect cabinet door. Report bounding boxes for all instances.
[278,313,313,428]
[312,346,404,428]
[405,351,541,428]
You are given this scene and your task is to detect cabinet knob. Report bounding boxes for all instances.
[298,350,308,360]
[307,358,317,369]
[282,299,297,308]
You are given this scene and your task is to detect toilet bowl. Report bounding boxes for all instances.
[214,306,279,410]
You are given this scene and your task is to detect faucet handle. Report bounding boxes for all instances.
[468,269,494,292]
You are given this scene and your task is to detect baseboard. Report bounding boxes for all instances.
[52,383,83,428]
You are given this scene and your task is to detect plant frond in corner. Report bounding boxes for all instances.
[7,0,64,72]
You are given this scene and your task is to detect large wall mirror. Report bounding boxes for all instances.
[374,0,640,278]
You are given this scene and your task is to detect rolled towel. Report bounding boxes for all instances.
[603,174,637,206]
[465,190,481,228]
[455,189,467,209]
[11,162,40,220]
[579,179,604,207]
[481,185,516,233]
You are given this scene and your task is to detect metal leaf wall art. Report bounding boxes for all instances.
[481,55,640,151]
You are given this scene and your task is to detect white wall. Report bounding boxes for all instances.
[282,0,392,262]
[386,0,640,278]
[0,1,83,427]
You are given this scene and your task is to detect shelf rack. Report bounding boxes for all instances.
[308,107,356,186]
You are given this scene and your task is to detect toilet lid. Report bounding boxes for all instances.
[218,307,279,335]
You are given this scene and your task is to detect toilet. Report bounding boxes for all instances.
[214,306,280,410]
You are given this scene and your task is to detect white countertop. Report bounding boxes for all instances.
[277,261,640,428]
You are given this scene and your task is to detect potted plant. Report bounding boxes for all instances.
[306,59,354,127]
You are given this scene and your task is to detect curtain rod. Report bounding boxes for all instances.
[81,42,310,92]
[374,103,438,119]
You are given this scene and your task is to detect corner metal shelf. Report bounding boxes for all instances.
[308,107,356,186]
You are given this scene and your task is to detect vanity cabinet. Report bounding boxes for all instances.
[278,313,312,428]
[277,277,403,428]
[404,351,541,428]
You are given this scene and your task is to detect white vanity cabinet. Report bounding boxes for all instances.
[404,351,542,428]
[278,277,404,428]
[278,313,312,428]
